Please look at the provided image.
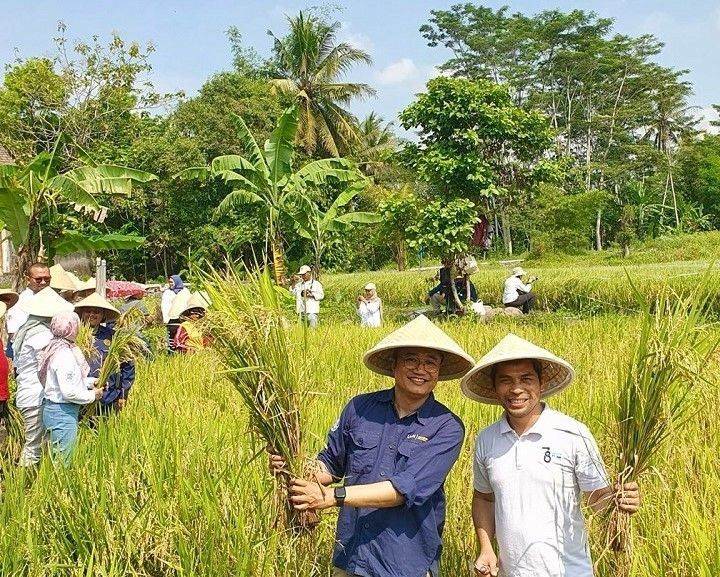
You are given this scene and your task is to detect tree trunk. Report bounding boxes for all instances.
[396,239,407,271]
[270,233,287,286]
[501,211,513,255]
[595,210,603,251]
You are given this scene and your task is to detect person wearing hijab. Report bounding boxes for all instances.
[74,293,135,412]
[13,287,73,466]
[39,311,103,464]
[356,282,383,327]
[161,274,187,351]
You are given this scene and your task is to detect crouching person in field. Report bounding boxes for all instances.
[460,334,640,577]
[269,315,474,577]
[75,293,136,413]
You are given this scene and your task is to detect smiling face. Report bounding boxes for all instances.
[168,277,175,289]
[79,307,105,328]
[493,359,545,428]
[393,347,443,404]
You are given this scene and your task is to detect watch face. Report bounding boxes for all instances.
[334,486,346,501]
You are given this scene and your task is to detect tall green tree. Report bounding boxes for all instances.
[175,106,363,284]
[268,11,376,157]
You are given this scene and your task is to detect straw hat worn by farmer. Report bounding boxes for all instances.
[173,292,212,353]
[269,315,474,577]
[0,290,19,450]
[502,266,536,314]
[463,334,640,577]
[290,265,324,328]
[75,292,135,412]
[13,287,74,466]
[4,262,52,358]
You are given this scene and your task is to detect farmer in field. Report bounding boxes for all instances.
[0,290,19,451]
[356,282,382,327]
[12,287,73,466]
[75,292,136,413]
[290,265,324,328]
[173,292,213,353]
[161,274,187,350]
[5,262,52,359]
[461,334,640,577]
[270,314,474,577]
[501,267,536,314]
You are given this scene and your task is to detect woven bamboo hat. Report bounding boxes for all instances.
[179,292,210,317]
[363,314,474,380]
[168,288,192,320]
[74,292,120,321]
[49,264,78,292]
[0,288,19,309]
[19,286,74,317]
[461,333,575,404]
[0,302,6,319]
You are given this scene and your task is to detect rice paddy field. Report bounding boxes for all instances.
[1,260,718,576]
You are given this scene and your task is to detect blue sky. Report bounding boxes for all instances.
[2,0,719,133]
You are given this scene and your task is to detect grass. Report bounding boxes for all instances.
[0,266,718,576]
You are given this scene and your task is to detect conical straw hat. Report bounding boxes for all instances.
[0,302,6,319]
[0,288,19,309]
[19,286,74,317]
[73,278,97,299]
[363,314,474,381]
[168,288,192,320]
[179,291,210,317]
[461,333,575,404]
[74,292,120,321]
[49,264,78,291]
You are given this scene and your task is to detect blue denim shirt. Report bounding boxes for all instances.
[89,325,136,406]
[317,388,464,577]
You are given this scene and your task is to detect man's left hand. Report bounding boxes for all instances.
[616,482,640,514]
[115,398,126,410]
[288,478,334,511]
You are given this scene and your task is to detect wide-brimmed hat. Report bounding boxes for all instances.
[461,333,575,404]
[298,265,312,275]
[49,264,78,292]
[511,266,527,277]
[72,278,96,299]
[168,288,192,320]
[0,288,19,309]
[179,292,210,317]
[19,286,74,317]
[0,302,6,319]
[74,292,120,321]
[363,314,474,381]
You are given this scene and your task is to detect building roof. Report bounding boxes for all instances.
[0,145,14,164]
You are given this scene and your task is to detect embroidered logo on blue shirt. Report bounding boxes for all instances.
[406,433,429,442]
[330,418,340,432]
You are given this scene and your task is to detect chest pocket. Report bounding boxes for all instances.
[395,439,422,471]
[348,430,379,475]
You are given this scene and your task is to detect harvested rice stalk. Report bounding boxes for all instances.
[202,265,318,532]
[605,278,720,571]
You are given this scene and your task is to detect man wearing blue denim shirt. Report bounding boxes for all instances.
[275,315,474,577]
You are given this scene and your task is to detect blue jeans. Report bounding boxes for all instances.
[42,400,81,465]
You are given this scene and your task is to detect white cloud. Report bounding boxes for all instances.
[696,106,720,135]
[338,21,374,54]
[374,58,418,85]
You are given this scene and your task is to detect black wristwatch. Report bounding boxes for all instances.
[334,486,347,507]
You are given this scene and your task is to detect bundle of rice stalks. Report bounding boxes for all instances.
[606,278,720,569]
[201,265,318,532]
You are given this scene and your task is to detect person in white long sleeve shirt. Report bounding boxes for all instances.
[290,265,324,328]
[502,266,537,314]
[5,262,52,359]
[13,287,74,466]
[39,311,103,465]
[356,282,382,327]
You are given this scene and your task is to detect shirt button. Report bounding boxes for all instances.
[364,523,370,529]
[388,444,395,449]
[380,471,386,477]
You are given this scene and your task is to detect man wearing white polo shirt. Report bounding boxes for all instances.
[461,334,640,577]
[290,265,324,328]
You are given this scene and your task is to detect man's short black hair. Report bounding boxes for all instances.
[27,262,50,274]
[490,359,543,383]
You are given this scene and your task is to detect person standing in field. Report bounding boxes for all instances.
[161,274,187,350]
[5,263,52,359]
[270,315,475,577]
[173,293,212,353]
[501,267,536,314]
[461,334,640,577]
[12,287,73,466]
[356,282,382,327]
[75,293,135,413]
[39,311,103,465]
[290,265,324,328]
[0,290,19,451]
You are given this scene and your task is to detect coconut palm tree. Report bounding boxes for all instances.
[352,113,400,176]
[268,11,376,157]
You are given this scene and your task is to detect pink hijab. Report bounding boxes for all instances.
[38,311,90,386]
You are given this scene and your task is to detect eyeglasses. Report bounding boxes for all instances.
[30,276,51,283]
[398,355,442,374]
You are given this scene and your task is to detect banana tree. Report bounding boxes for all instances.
[0,136,156,290]
[175,105,362,284]
[291,180,380,279]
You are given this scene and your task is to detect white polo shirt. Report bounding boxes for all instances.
[6,287,33,335]
[473,405,609,577]
[290,279,324,314]
[14,327,53,408]
[502,276,532,304]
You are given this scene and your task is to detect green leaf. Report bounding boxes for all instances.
[215,189,266,217]
[265,106,299,185]
[173,166,212,181]
[0,187,30,245]
[231,113,268,175]
[333,211,382,225]
[53,231,145,255]
[46,175,102,210]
